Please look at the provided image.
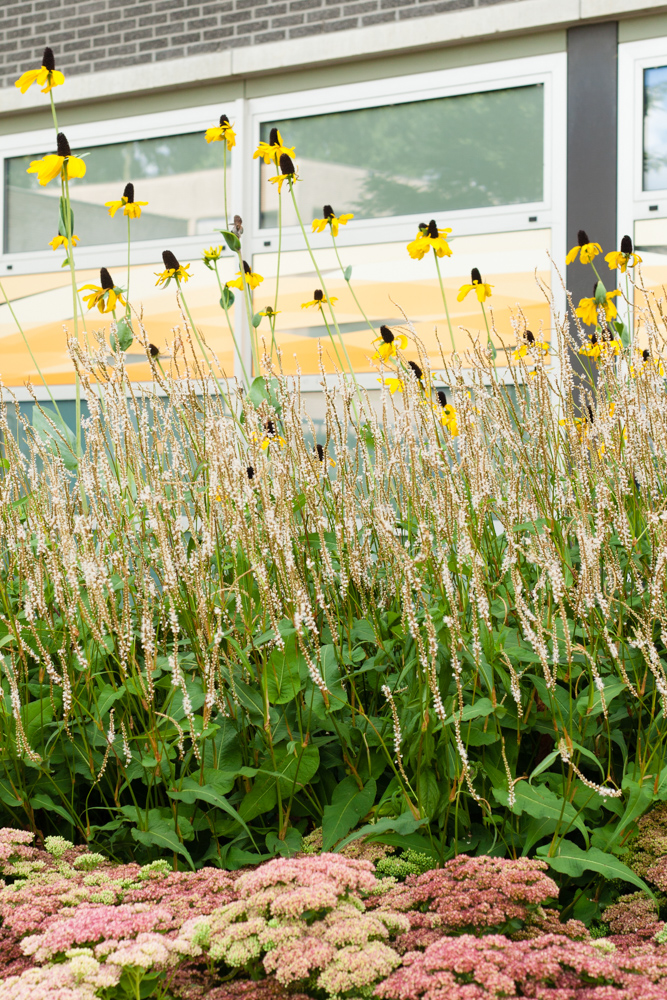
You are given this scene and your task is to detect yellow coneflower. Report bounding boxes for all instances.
[566,230,603,265]
[255,418,285,451]
[377,376,405,395]
[228,261,263,291]
[372,325,408,361]
[312,205,354,237]
[512,330,548,362]
[205,113,236,150]
[605,235,642,274]
[268,153,298,194]
[434,389,458,437]
[202,245,224,268]
[80,268,126,314]
[630,348,665,378]
[15,47,64,95]
[313,443,336,467]
[578,329,621,359]
[105,183,148,219]
[576,284,620,328]
[254,127,295,166]
[155,250,191,288]
[27,133,86,187]
[48,234,79,251]
[407,219,453,260]
[458,268,493,303]
[301,289,337,310]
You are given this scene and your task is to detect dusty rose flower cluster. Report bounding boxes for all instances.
[374,853,559,949]
[177,854,409,997]
[627,803,667,878]
[376,932,667,1000]
[604,892,663,941]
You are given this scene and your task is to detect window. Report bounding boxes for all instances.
[643,66,667,191]
[5,132,233,254]
[259,85,544,229]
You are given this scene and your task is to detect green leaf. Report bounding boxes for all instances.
[576,679,627,719]
[219,229,241,252]
[252,312,263,328]
[344,265,352,281]
[111,318,134,352]
[240,745,320,822]
[220,287,235,308]
[58,196,74,240]
[493,782,589,845]
[96,684,126,719]
[335,811,426,853]
[32,406,78,471]
[167,776,252,839]
[594,279,608,304]
[131,818,195,869]
[323,776,375,851]
[538,842,654,897]
[30,792,74,826]
[265,635,305,704]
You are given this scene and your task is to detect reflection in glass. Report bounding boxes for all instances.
[5,133,233,253]
[644,66,667,191]
[252,229,552,374]
[259,86,544,228]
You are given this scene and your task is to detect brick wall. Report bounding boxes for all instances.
[0,0,520,89]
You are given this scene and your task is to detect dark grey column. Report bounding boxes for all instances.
[567,22,619,392]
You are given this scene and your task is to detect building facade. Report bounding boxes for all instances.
[0,0,665,394]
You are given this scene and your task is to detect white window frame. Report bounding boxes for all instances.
[0,99,244,276]
[245,53,567,259]
[618,36,667,246]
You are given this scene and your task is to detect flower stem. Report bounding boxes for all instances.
[330,235,375,335]
[49,91,58,135]
[62,168,81,457]
[176,278,232,408]
[287,179,357,384]
[433,253,456,355]
[223,143,229,233]
[213,260,250,385]
[234,250,260,377]
[126,215,131,318]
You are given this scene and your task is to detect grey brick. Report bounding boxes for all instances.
[93,32,121,45]
[124,27,153,41]
[380,0,414,8]
[202,1,234,13]
[361,9,394,24]
[306,6,341,20]
[187,16,217,28]
[254,27,285,41]
[290,0,322,9]
[237,0,268,7]
[343,1,377,14]
[108,43,141,57]
[140,13,167,25]
[272,13,304,26]
[288,21,324,36]
[237,17,268,31]
[398,0,472,16]
[139,36,169,49]
[171,30,201,42]
[155,44,184,57]
[154,0,186,10]
[93,52,153,69]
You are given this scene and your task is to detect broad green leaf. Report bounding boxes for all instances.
[32,406,78,471]
[96,684,126,719]
[219,229,241,252]
[30,792,73,826]
[335,811,426,853]
[576,679,627,718]
[167,776,252,839]
[493,782,589,845]
[240,745,320,822]
[220,287,235,308]
[323,776,375,851]
[252,312,263,328]
[417,771,440,817]
[111,318,134,352]
[445,698,495,726]
[538,842,653,897]
[131,818,194,869]
[265,635,305,704]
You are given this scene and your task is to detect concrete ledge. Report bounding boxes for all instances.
[1,0,667,117]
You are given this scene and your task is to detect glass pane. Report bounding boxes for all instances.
[633,218,667,348]
[5,133,233,253]
[259,85,544,228]
[644,66,667,191]
[0,258,238,385]
[252,229,552,375]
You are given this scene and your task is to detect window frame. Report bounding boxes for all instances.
[617,36,667,243]
[0,99,244,275]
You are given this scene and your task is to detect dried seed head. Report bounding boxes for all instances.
[315,443,325,462]
[265,419,276,437]
[313,289,324,301]
[427,220,438,239]
[100,268,114,291]
[242,260,252,274]
[437,389,447,408]
[56,132,71,158]
[279,153,295,175]
[42,47,55,72]
[578,229,590,246]
[162,250,180,271]
[471,267,482,285]
[643,348,651,361]
[621,234,633,255]
[269,127,280,146]
[219,113,230,127]
[380,325,394,344]
[247,465,255,480]
[526,330,535,344]
[123,182,135,203]
[323,204,334,219]
[148,344,159,358]
[408,361,423,380]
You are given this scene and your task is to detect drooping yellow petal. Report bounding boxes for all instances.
[457,284,473,302]
[565,246,580,265]
[65,156,86,180]
[40,69,64,93]
[15,68,41,94]
[105,199,123,218]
